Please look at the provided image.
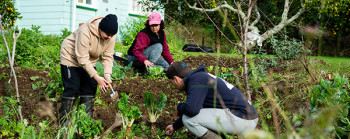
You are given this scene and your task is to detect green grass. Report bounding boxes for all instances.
[312,56,350,74]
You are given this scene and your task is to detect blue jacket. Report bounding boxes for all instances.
[173,65,258,130]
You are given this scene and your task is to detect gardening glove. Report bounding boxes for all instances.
[94,74,108,93]
[104,73,112,83]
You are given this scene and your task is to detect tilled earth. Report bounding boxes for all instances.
[0,55,309,138]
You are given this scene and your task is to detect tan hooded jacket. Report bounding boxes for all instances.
[60,16,116,78]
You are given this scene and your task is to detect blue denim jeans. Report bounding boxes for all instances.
[127,43,169,71]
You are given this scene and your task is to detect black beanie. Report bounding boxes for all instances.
[99,14,118,35]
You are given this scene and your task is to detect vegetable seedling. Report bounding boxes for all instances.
[144,92,167,136]
[117,93,142,138]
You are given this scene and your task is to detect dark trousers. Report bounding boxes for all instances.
[61,64,97,97]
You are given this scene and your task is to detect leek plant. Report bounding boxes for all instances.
[144,92,167,136]
[117,93,142,138]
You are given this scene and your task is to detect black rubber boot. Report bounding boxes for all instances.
[59,97,76,126]
[79,95,95,118]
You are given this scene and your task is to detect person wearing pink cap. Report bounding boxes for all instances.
[126,12,174,74]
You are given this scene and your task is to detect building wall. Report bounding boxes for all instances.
[15,0,70,34]
[75,0,131,41]
[15,0,163,41]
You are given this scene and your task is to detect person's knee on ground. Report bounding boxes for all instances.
[154,57,169,72]
[143,43,163,63]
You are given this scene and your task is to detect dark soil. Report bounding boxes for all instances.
[0,55,311,138]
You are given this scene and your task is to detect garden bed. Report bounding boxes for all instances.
[0,55,312,138]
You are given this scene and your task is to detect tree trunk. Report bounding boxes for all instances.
[317,37,323,56]
[335,35,341,57]
[216,29,221,53]
[202,35,205,47]
[243,44,251,101]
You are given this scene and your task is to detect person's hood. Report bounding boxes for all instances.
[86,16,104,38]
[183,65,206,83]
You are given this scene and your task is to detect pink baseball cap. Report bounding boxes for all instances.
[149,12,161,25]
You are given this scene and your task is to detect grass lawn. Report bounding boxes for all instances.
[313,56,350,74]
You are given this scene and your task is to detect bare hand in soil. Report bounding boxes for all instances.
[94,75,108,92]
[144,60,154,68]
[165,124,174,135]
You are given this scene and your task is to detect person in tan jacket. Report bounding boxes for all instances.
[59,14,118,124]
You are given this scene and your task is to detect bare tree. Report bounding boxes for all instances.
[184,0,306,101]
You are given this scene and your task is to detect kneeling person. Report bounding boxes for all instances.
[165,61,258,138]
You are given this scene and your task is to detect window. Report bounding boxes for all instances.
[130,0,151,15]
[130,0,141,14]
[77,0,97,9]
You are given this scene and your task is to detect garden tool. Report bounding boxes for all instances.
[108,83,119,103]
[5,30,21,90]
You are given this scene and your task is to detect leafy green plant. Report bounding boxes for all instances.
[30,76,46,90]
[310,74,350,138]
[111,61,132,81]
[146,66,165,79]
[144,92,167,136]
[32,81,45,90]
[0,96,22,137]
[267,35,309,60]
[46,65,63,97]
[253,44,278,77]
[0,72,8,80]
[96,61,104,76]
[0,96,51,138]
[117,93,142,138]
[0,26,69,70]
[57,105,103,139]
[207,66,214,73]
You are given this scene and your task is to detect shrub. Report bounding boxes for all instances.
[0,25,70,69]
[57,105,103,138]
[310,74,350,138]
[119,17,147,46]
[267,35,309,60]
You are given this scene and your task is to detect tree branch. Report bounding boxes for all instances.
[250,5,260,27]
[260,0,305,42]
[281,0,290,21]
[184,0,247,21]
